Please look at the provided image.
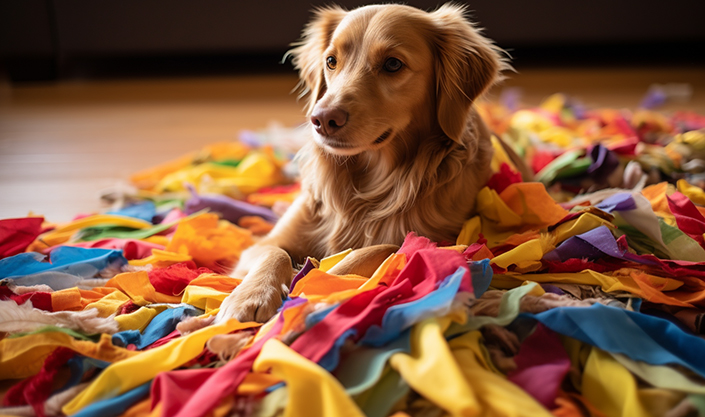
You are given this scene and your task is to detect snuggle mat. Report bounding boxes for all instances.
[2,92,705,417]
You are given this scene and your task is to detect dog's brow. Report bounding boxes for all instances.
[382,41,404,51]
[337,41,355,56]
[369,39,404,60]
[365,31,403,51]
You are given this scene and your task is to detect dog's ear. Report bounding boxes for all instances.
[286,6,347,115]
[430,4,507,144]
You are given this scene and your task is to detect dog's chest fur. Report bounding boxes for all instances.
[297,129,493,259]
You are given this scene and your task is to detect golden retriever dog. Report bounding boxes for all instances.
[215,3,511,324]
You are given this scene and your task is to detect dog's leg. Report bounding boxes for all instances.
[177,196,314,334]
[215,195,315,324]
[177,243,294,333]
[216,244,293,323]
[326,244,399,277]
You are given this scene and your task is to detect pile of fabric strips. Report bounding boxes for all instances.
[2,92,705,417]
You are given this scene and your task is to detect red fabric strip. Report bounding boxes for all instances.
[0,217,44,259]
[3,347,76,417]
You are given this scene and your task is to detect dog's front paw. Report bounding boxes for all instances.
[217,280,288,323]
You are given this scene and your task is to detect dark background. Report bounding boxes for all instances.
[2,0,704,82]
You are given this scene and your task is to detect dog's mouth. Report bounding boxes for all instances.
[373,129,392,145]
[322,139,355,149]
[314,128,394,156]
[316,135,363,156]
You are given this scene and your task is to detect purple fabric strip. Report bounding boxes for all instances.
[595,192,637,213]
[586,144,620,184]
[184,186,279,224]
[289,258,317,290]
[544,225,625,262]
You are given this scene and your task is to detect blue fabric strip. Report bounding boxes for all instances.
[70,382,151,417]
[112,305,198,350]
[526,303,705,378]
[107,201,156,222]
[360,266,464,347]
[469,258,492,297]
[0,247,126,280]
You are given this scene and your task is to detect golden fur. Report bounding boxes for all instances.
[214,3,509,323]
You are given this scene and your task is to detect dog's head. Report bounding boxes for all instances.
[288,3,506,156]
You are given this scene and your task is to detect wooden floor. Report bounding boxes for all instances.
[1,66,704,222]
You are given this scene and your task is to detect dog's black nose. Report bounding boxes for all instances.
[311,108,348,136]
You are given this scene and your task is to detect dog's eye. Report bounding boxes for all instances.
[383,58,403,72]
[326,56,337,70]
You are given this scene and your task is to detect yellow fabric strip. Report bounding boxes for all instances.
[38,215,153,247]
[390,317,551,416]
[610,352,705,395]
[678,179,705,206]
[476,187,523,228]
[155,152,282,195]
[490,135,518,173]
[491,269,686,306]
[449,331,554,416]
[114,306,166,332]
[456,216,482,246]
[552,212,615,245]
[85,291,131,318]
[130,151,196,191]
[319,249,353,272]
[128,249,192,268]
[252,339,365,417]
[106,271,182,305]
[491,238,544,269]
[0,332,137,380]
[582,349,654,417]
[389,318,480,416]
[62,319,258,415]
[181,285,229,312]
